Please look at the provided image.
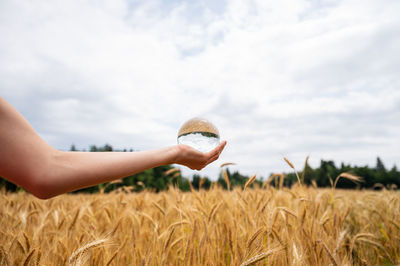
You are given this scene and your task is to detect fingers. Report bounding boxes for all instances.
[204,140,227,166]
[218,140,227,152]
[176,141,227,170]
[205,153,220,166]
[206,140,227,158]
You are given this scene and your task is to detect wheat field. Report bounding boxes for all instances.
[0,185,399,265]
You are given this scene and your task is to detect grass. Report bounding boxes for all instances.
[0,185,399,265]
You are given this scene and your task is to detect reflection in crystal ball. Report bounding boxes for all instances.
[177,117,220,153]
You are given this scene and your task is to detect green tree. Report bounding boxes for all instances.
[376,157,386,172]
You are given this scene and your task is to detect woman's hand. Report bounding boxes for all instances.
[173,141,227,170]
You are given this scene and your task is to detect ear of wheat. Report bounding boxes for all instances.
[244,175,257,190]
[68,239,108,266]
[300,156,309,183]
[223,170,231,191]
[240,246,284,266]
[220,162,236,168]
[164,168,180,176]
[334,173,362,189]
[284,157,302,185]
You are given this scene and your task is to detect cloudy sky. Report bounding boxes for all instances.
[1,0,399,180]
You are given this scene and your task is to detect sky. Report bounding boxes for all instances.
[1,0,399,180]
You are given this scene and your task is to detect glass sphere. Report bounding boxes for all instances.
[177,117,220,153]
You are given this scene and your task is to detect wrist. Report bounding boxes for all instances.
[164,145,181,165]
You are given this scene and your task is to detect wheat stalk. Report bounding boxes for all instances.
[220,162,236,168]
[185,178,195,192]
[105,238,127,266]
[244,175,257,190]
[23,233,30,252]
[199,178,206,189]
[277,207,298,218]
[284,157,302,185]
[0,246,10,266]
[35,250,41,266]
[246,227,263,252]
[22,249,35,266]
[300,156,309,183]
[331,172,363,205]
[164,168,180,176]
[208,202,223,222]
[333,173,362,189]
[334,230,347,255]
[68,209,80,231]
[279,173,285,190]
[318,240,338,266]
[240,246,284,266]
[163,227,175,252]
[223,170,231,191]
[152,202,166,216]
[68,238,108,265]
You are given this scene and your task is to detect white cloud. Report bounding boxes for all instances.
[1,0,399,180]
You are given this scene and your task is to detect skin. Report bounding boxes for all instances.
[0,97,227,199]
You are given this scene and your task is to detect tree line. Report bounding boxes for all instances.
[279,157,399,189]
[0,144,399,193]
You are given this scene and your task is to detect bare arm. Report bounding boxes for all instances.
[0,97,226,199]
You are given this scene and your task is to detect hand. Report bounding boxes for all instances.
[174,140,227,170]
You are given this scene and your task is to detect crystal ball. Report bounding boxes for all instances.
[177,117,220,153]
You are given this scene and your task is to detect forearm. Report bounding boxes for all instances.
[39,147,178,198]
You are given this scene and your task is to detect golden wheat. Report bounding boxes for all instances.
[220,162,236,168]
[283,157,302,185]
[222,170,231,191]
[0,185,399,265]
[244,175,257,190]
